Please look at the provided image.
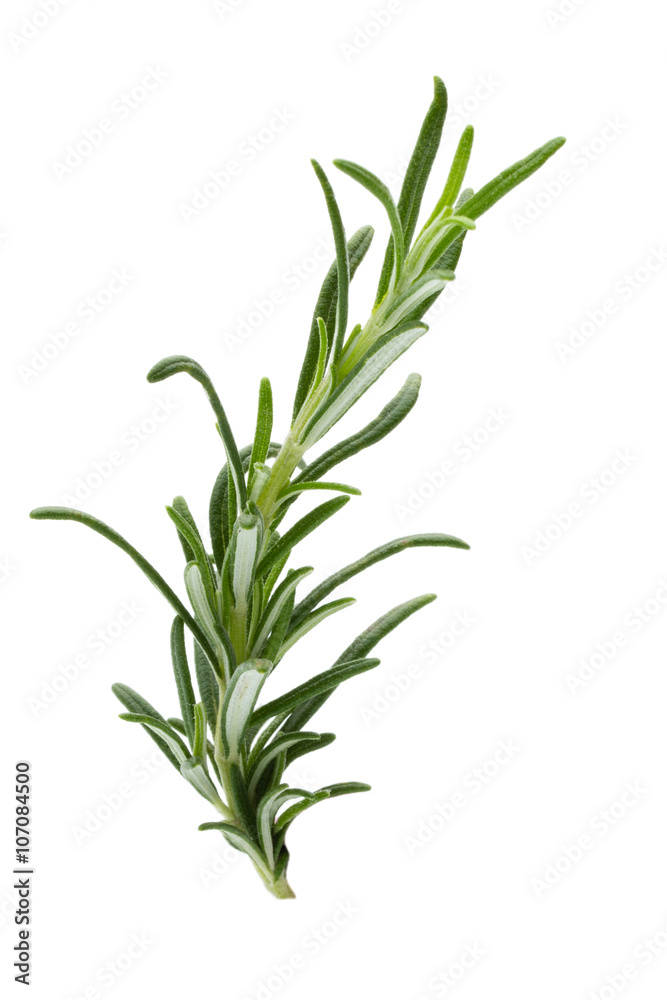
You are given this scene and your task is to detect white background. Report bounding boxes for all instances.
[2,1,666,998]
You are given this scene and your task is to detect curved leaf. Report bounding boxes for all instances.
[147,355,246,510]
[197,822,272,880]
[334,159,405,286]
[251,656,379,730]
[277,598,356,663]
[30,507,218,669]
[311,160,349,362]
[118,712,190,763]
[283,594,436,733]
[275,782,370,832]
[291,533,468,628]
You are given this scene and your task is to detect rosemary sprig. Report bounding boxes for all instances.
[30,77,564,899]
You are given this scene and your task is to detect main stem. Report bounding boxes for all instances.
[256,434,305,525]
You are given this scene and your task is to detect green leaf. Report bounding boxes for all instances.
[463,136,566,221]
[228,760,258,835]
[275,480,361,506]
[251,656,380,729]
[180,756,225,808]
[111,682,164,722]
[312,318,329,392]
[198,822,272,880]
[408,190,474,323]
[338,593,436,662]
[284,594,436,732]
[166,502,216,604]
[299,323,427,447]
[111,683,182,771]
[275,782,370,832]
[119,712,190,763]
[376,75,448,304]
[274,790,330,832]
[334,159,405,287]
[255,496,350,578]
[293,372,421,485]
[381,270,454,330]
[184,562,234,683]
[146,355,247,511]
[277,598,356,662]
[192,702,207,760]
[223,507,264,612]
[219,659,272,762]
[291,533,469,628]
[256,784,314,867]
[261,539,291,601]
[209,442,283,571]
[261,589,296,664]
[248,566,313,658]
[292,226,374,421]
[247,711,291,772]
[419,124,474,235]
[285,731,335,768]
[248,732,324,799]
[412,215,475,275]
[311,160,350,362]
[30,507,219,670]
[194,640,219,738]
[170,495,196,564]
[170,617,197,747]
[248,378,273,492]
[170,715,221,783]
